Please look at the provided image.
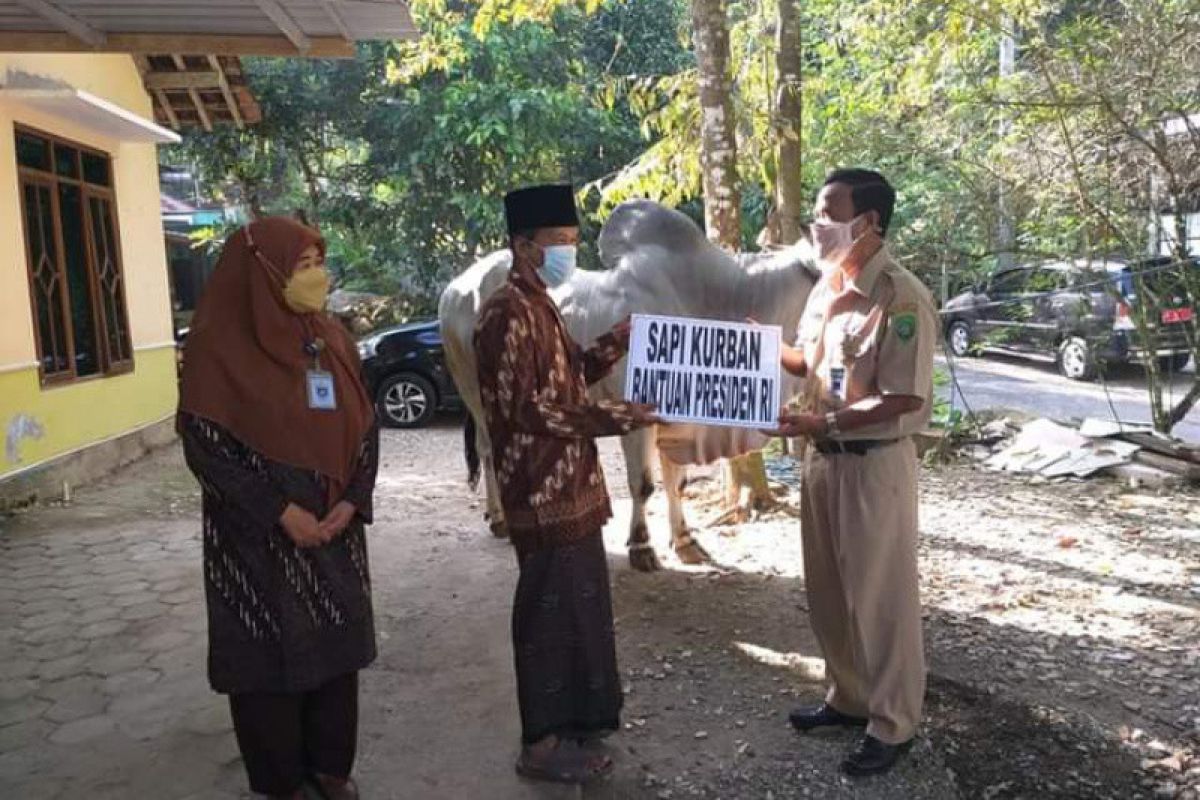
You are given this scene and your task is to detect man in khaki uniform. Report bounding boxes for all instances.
[771,169,936,777]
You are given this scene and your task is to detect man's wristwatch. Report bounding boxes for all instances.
[824,410,841,437]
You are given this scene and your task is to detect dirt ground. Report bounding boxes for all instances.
[1,417,1197,799]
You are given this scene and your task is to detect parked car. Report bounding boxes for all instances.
[358,320,462,428]
[942,257,1196,380]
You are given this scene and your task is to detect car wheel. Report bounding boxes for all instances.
[1058,337,1097,381]
[1157,353,1192,373]
[377,373,437,429]
[947,320,974,358]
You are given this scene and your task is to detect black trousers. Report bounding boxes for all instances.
[228,671,359,796]
[513,532,623,745]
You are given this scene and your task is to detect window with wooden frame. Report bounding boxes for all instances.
[15,127,133,385]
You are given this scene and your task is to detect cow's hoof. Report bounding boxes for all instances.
[673,533,710,565]
[490,520,509,539]
[628,543,662,572]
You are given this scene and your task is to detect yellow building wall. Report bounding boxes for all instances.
[0,54,177,477]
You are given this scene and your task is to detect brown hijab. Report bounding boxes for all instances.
[179,216,374,502]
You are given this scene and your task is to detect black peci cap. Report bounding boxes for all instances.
[504,184,580,236]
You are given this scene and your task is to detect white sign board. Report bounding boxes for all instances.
[624,314,782,429]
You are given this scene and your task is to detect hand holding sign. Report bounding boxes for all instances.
[609,316,633,352]
[627,402,663,427]
[769,411,826,439]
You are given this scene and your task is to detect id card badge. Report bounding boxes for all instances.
[829,366,847,402]
[306,370,338,411]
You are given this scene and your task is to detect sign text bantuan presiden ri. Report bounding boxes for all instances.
[624,315,782,429]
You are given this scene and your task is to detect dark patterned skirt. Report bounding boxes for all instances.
[512,531,623,745]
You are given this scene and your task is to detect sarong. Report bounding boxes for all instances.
[512,531,623,744]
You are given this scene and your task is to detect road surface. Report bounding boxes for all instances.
[937,353,1200,443]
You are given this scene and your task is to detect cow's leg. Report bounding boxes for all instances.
[660,453,710,565]
[476,423,507,538]
[622,428,661,572]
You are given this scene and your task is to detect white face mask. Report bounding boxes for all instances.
[811,214,867,269]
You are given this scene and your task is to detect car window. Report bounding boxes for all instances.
[1027,269,1065,294]
[988,269,1030,295]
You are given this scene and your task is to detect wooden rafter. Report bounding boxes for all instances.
[252,0,312,53]
[143,71,222,91]
[172,54,211,132]
[317,0,354,42]
[14,0,105,47]
[207,56,243,130]
[132,54,181,130]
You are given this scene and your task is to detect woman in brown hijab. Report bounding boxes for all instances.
[178,216,378,800]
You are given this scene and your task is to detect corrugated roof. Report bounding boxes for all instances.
[0,1,416,55]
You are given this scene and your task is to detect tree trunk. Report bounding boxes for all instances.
[691,0,742,247]
[774,0,803,246]
[690,0,773,512]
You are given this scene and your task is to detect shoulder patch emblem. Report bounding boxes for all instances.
[891,309,918,342]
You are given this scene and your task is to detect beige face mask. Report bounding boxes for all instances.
[283,268,331,314]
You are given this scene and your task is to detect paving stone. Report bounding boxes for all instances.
[161,589,202,606]
[17,609,74,630]
[100,667,161,696]
[87,541,133,557]
[78,619,128,640]
[0,697,49,726]
[149,578,189,594]
[104,580,150,597]
[44,691,109,724]
[0,717,53,752]
[16,598,67,618]
[0,659,37,681]
[10,563,55,580]
[48,713,116,744]
[176,616,208,635]
[85,650,151,677]
[24,636,87,663]
[0,744,57,786]
[130,549,173,564]
[182,702,233,737]
[0,777,64,800]
[110,591,159,608]
[35,653,89,682]
[19,623,76,646]
[119,602,164,622]
[135,630,193,653]
[112,704,177,742]
[72,604,121,625]
[35,675,101,702]
[0,678,39,702]
[108,682,194,717]
[147,646,205,675]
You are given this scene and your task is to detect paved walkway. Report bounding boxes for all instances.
[0,430,590,800]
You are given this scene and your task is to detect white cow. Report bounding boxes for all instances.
[439,200,818,571]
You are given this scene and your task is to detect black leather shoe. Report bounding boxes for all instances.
[841,735,913,777]
[788,703,868,732]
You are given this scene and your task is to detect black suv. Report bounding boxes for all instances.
[942,257,1196,380]
[358,320,462,428]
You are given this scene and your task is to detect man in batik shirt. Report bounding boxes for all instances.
[474,184,658,784]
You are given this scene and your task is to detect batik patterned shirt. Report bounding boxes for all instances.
[474,270,639,553]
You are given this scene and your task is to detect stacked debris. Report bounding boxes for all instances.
[983,417,1200,485]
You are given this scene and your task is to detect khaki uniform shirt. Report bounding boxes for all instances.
[795,245,937,441]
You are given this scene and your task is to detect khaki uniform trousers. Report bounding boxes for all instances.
[800,437,925,744]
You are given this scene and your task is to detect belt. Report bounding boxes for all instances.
[813,438,898,456]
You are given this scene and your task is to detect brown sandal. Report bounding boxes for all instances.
[309,773,359,800]
[515,740,612,784]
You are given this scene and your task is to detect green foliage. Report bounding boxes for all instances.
[170,0,690,299]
